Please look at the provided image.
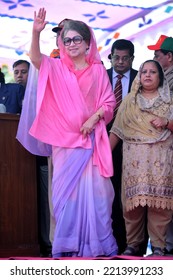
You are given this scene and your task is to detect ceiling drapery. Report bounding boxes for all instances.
[0,0,173,68]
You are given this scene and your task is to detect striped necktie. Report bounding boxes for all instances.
[114,74,123,116]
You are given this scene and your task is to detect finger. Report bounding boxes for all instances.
[80,127,84,133]
[82,131,87,139]
[34,11,37,20]
[40,8,46,19]
[37,8,42,18]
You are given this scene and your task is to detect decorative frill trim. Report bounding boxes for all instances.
[126,195,173,211]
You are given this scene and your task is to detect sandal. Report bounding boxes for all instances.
[121,246,140,256]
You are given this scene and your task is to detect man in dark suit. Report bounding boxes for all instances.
[107,39,138,255]
[0,69,25,114]
[107,39,137,131]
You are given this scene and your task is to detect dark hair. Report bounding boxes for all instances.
[61,20,91,45]
[142,60,164,87]
[0,68,5,84]
[111,39,135,57]
[160,49,173,56]
[12,60,30,69]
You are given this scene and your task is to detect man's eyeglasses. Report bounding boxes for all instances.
[111,55,133,62]
[63,35,83,46]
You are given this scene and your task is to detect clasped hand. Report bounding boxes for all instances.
[80,115,98,138]
[150,117,168,129]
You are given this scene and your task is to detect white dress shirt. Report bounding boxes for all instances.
[112,69,131,99]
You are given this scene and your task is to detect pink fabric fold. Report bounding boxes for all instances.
[30,55,115,177]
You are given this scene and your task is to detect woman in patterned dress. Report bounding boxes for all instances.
[110,60,173,256]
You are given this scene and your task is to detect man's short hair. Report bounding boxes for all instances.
[13,60,30,69]
[111,39,135,57]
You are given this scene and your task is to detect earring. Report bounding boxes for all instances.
[85,47,89,55]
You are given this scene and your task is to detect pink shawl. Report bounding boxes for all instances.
[30,55,115,177]
[28,25,115,176]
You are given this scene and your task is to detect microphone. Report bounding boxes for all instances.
[0,104,6,113]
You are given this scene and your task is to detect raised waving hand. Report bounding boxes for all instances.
[33,8,48,33]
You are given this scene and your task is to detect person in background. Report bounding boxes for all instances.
[36,155,52,257]
[147,35,173,255]
[107,39,137,131]
[0,67,24,114]
[110,60,173,257]
[50,18,70,58]
[0,68,5,84]
[18,7,118,258]
[147,35,173,92]
[13,59,52,257]
[1,64,14,83]
[0,69,6,112]
[13,60,30,89]
[106,39,138,255]
[107,53,112,66]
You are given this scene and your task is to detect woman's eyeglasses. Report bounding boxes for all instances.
[63,35,83,46]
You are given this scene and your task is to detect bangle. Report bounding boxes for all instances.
[165,119,169,128]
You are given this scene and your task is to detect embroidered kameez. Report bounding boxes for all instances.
[110,61,173,250]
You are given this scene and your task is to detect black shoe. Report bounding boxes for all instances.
[147,247,165,257]
[121,246,141,256]
[165,248,173,255]
[40,246,52,258]
[40,252,52,258]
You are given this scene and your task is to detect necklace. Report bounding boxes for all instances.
[74,62,88,70]
[141,90,159,100]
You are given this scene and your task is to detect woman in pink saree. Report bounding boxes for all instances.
[19,8,118,257]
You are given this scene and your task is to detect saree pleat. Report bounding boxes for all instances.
[52,133,117,257]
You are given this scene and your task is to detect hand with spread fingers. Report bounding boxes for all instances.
[33,7,48,33]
